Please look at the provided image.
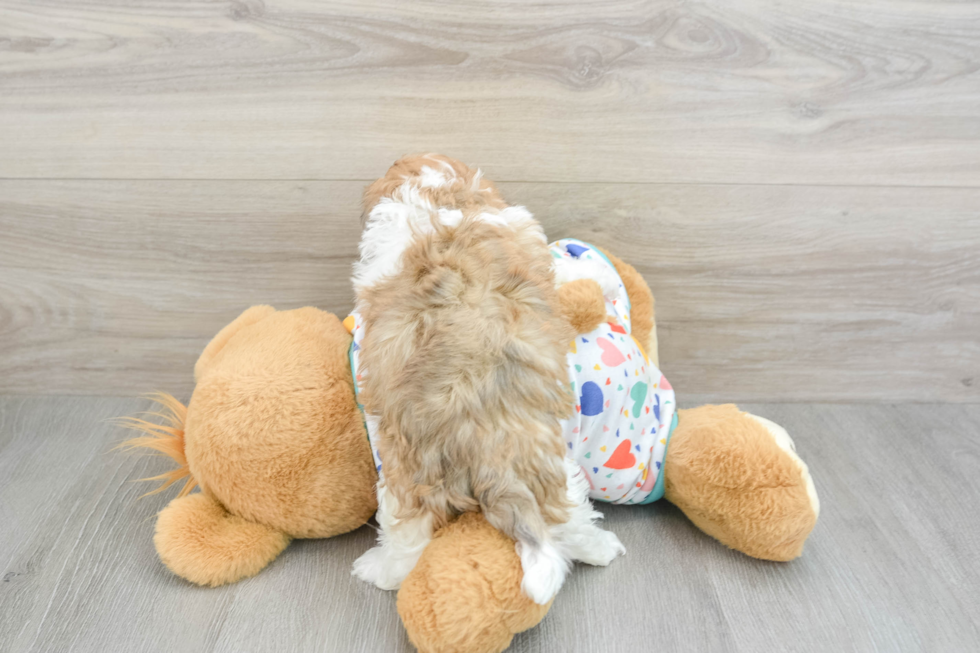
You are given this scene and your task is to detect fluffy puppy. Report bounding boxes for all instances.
[350,154,623,604]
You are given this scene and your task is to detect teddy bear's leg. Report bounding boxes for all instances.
[397,513,552,653]
[663,404,819,561]
[154,492,291,587]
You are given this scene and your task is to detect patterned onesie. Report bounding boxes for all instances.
[345,239,677,505]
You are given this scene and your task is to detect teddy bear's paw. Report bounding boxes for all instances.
[744,413,820,519]
[352,545,420,591]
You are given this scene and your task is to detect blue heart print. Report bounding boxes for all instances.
[565,243,590,258]
[580,381,604,416]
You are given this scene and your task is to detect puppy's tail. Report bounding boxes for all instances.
[115,392,197,497]
[475,460,574,605]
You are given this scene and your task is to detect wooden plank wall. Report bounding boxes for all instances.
[1,0,978,400]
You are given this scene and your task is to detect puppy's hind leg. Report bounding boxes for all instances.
[352,485,434,591]
[477,470,570,605]
[552,458,625,567]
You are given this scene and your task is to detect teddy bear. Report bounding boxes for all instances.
[122,247,818,653]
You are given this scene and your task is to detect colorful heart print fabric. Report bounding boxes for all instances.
[347,239,676,504]
[553,239,676,505]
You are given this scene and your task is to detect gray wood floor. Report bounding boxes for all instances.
[2,396,978,652]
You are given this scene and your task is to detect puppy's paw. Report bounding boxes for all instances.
[577,529,626,567]
[352,546,388,587]
[518,540,569,605]
[352,546,418,591]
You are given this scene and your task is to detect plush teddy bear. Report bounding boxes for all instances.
[124,248,818,653]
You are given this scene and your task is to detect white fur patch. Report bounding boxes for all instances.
[351,485,434,590]
[352,184,435,294]
[353,181,544,295]
[418,165,449,188]
[519,539,569,605]
[744,413,820,518]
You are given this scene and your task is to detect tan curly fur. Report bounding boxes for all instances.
[358,215,575,540]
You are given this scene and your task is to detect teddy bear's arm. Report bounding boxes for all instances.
[598,249,658,368]
[557,278,607,334]
[554,250,659,368]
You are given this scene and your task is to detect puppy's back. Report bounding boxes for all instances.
[358,217,574,535]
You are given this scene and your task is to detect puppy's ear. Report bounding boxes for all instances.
[557,279,606,334]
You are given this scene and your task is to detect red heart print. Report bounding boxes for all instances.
[603,439,636,469]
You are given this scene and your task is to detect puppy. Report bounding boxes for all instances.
[349,154,623,604]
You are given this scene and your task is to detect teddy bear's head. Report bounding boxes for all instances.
[185,306,378,539]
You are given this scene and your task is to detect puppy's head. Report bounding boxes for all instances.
[362,153,508,222]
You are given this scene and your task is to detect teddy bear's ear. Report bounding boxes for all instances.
[194,305,277,382]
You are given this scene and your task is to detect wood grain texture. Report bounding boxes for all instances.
[2,397,979,652]
[1,0,979,184]
[2,180,978,401]
[0,396,409,653]
[0,180,364,396]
